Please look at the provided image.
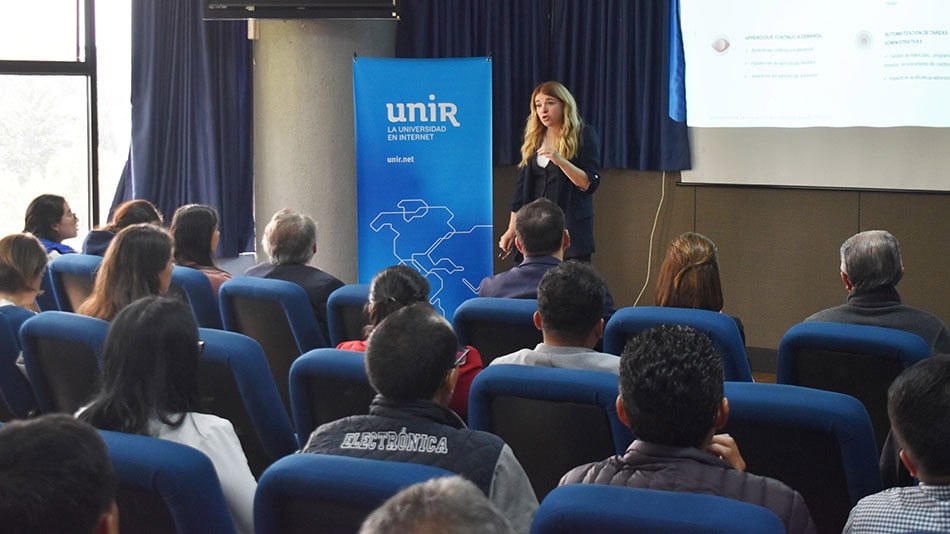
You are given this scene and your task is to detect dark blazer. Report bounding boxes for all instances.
[244,262,344,343]
[478,255,616,319]
[511,125,601,259]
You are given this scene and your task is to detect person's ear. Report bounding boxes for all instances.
[615,395,631,428]
[312,243,317,254]
[899,448,920,479]
[433,366,459,406]
[594,318,605,340]
[561,229,571,252]
[94,501,119,534]
[444,366,459,393]
[840,271,853,292]
[713,397,729,430]
[533,310,543,332]
[514,237,526,255]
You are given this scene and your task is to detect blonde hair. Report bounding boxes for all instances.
[518,81,583,168]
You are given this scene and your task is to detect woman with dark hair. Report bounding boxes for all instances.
[337,265,483,419]
[78,297,255,533]
[499,81,601,262]
[655,232,745,343]
[170,204,231,294]
[23,194,79,257]
[0,233,48,310]
[82,199,163,256]
[77,224,173,321]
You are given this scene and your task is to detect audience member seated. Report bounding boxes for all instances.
[23,194,79,257]
[560,325,816,534]
[245,208,344,343]
[656,232,746,344]
[337,265,482,420]
[77,224,174,321]
[0,233,47,311]
[304,304,538,532]
[82,199,163,256]
[359,475,513,534]
[170,204,232,295]
[844,354,950,533]
[806,230,950,354]
[78,297,256,533]
[0,414,118,534]
[478,198,615,317]
[490,261,617,373]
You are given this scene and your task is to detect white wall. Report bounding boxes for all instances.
[253,19,397,282]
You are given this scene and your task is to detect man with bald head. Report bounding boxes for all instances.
[806,230,949,355]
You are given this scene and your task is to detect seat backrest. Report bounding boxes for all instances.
[326,284,370,346]
[48,253,102,312]
[99,430,236,534]
[20,311,108,413]
[171,265,223,329]
[468,365,632,500]
[722,381,881,534]
[254,453,453,534]
[197,327,298,477]
[533,484,785,534]
[0,306,38,418]
[34,270,59,311]
[778,321,930,451]
[603,306,753,382]
[289,348,376,440]
[219,276,328,416]
[452,297,542,366]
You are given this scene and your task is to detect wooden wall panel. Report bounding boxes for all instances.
[859,192,950,326]
[488,171,949,351]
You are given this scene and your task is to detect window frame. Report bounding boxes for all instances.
[0,0,100,226]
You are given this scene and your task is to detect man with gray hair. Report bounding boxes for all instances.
[359,476,513,534]
[806,230,950,354]
[245,208,344,342]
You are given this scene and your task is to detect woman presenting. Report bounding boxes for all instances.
[499,81,601,262]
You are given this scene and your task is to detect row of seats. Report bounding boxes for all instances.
[2,309,885,532]
[293,350,883,533]
[2,312,295,477]
[100,433,786,533]
[41,253,223,328]
[15,262,933,456]
[14,255,930,531]
[103,366,881,533]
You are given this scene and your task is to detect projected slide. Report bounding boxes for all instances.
[680,0,950,127]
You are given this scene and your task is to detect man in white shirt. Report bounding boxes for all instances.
[491,261,618,374]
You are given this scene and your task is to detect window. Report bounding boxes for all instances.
[0,0,130,245]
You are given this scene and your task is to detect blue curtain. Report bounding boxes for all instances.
[396,0,690,171]
[112,0,254,256]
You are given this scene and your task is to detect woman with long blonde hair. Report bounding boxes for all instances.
[499,81,601,262]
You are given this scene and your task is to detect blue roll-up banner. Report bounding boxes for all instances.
[353,57,492,321]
